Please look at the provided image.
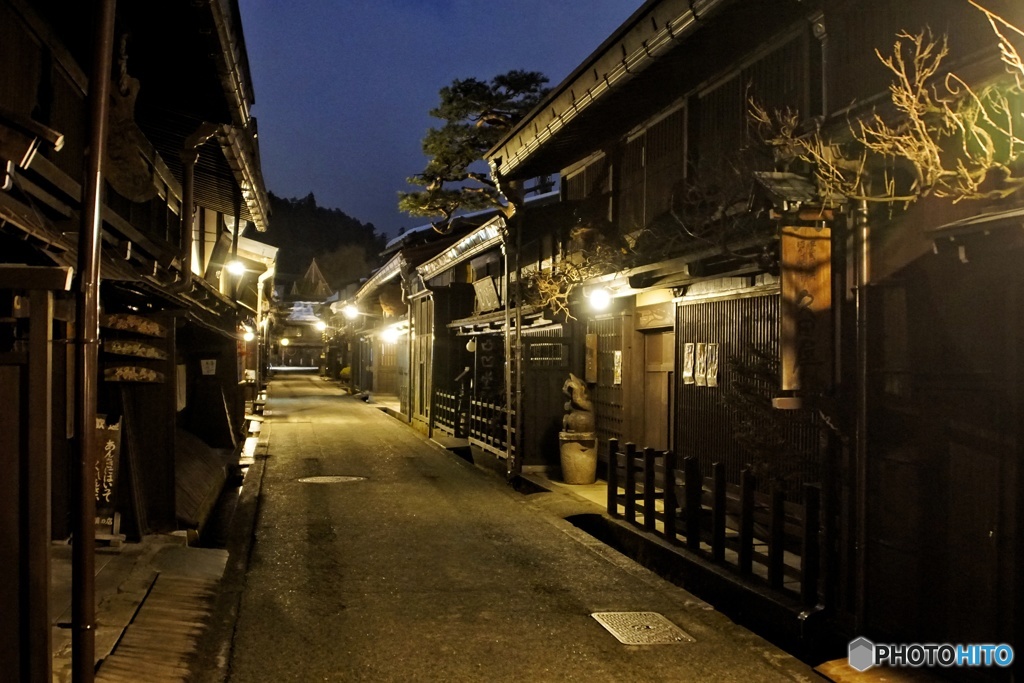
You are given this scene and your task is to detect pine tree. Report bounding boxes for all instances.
[399,70,549,233]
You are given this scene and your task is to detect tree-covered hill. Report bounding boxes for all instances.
[262,192,386,291]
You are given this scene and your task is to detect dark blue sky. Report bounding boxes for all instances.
[239,1,643,239]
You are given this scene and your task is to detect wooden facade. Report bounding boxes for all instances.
[479,0,1024,672]
[0,2,273,678]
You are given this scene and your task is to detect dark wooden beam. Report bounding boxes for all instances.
[0,265,73,291]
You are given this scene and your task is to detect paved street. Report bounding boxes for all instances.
[214,374,821,682]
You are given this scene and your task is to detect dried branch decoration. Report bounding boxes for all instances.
[751,8,1024,207]
[521,234,629,320]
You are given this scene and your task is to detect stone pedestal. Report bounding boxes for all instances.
[558,431,597,484]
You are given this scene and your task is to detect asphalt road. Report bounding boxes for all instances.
[218,374,820,683]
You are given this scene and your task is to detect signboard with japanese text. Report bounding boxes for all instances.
[94,416,122,536]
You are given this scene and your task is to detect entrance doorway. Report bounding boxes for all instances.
[643,330,674,452]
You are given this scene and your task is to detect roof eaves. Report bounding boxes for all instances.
[417,215,506,281]
[487,0,734,179]
[354,253,405,302]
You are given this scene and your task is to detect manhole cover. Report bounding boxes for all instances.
[591,612,694,645]
[297,475,366,484]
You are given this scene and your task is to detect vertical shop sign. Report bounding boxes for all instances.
[780,226,832,392]
[94,416,121,535]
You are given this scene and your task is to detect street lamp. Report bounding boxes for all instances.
[225,259,246,276]
[588,286,612,311]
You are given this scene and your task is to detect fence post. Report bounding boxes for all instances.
[684,456,701,551]
[801,484,821,606]
[643,447,656,532]
[624,443,637,525]
[739,469,755,575]
[768,486,785,590]
[712,462,726,562]
[606,439,619,517]
[663,450,677,543]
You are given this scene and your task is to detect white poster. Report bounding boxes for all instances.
[683,343,695,384]
[706,343,719,387]
[695,343,707,386]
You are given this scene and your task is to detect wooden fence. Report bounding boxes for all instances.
[434,390,457,434]
[606,439,821,606]
[468,398,510,453]
[433,389,513,456]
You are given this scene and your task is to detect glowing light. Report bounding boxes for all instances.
[226,260,246,276]
[243,331,255,342]
[343,304,359,320]
[279,338,290,346]
[382,326,401,344]
[315,320,327,332]
[589,287,611,311]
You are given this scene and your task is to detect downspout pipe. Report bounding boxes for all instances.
[172,122,218,293]
[487,169,525,480]
[256,265,274,389]
[403,276,413,422]
[500,220,513,468]
[511,196,524,481]
[853,199,870,631]
[231,191,241,301]
[73,2,116,681]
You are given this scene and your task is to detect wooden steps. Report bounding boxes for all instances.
[95,574,219,683]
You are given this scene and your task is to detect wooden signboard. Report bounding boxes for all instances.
[94,416,124,544]
[473,277,501,312]
[585,333,598,383]
[99,313,167,337]
[780,226,832,393]
[636,301,674,330]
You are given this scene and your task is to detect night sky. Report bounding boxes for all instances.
[239,1,644,240]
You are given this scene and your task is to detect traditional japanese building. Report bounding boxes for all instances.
[0,1,272,677]
[483,0,1024,669]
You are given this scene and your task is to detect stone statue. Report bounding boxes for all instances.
[562,373,595,432]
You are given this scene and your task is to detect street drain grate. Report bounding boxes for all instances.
[298,475,367,484]
[591,612,694,645]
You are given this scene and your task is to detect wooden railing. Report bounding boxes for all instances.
[606,439,821,606]
[468,398,510,452]
[434,390,457,433]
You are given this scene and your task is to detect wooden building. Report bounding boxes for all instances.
[400,192,581,477]
[0,1,271,678]
[336,223,480,416]
[483,0,1024,670]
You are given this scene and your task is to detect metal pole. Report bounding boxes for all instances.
[74,1,116,681]
[512,206,524,480]
[501,221,513,469]
[853,199,870,631]
[232,192,241,301]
